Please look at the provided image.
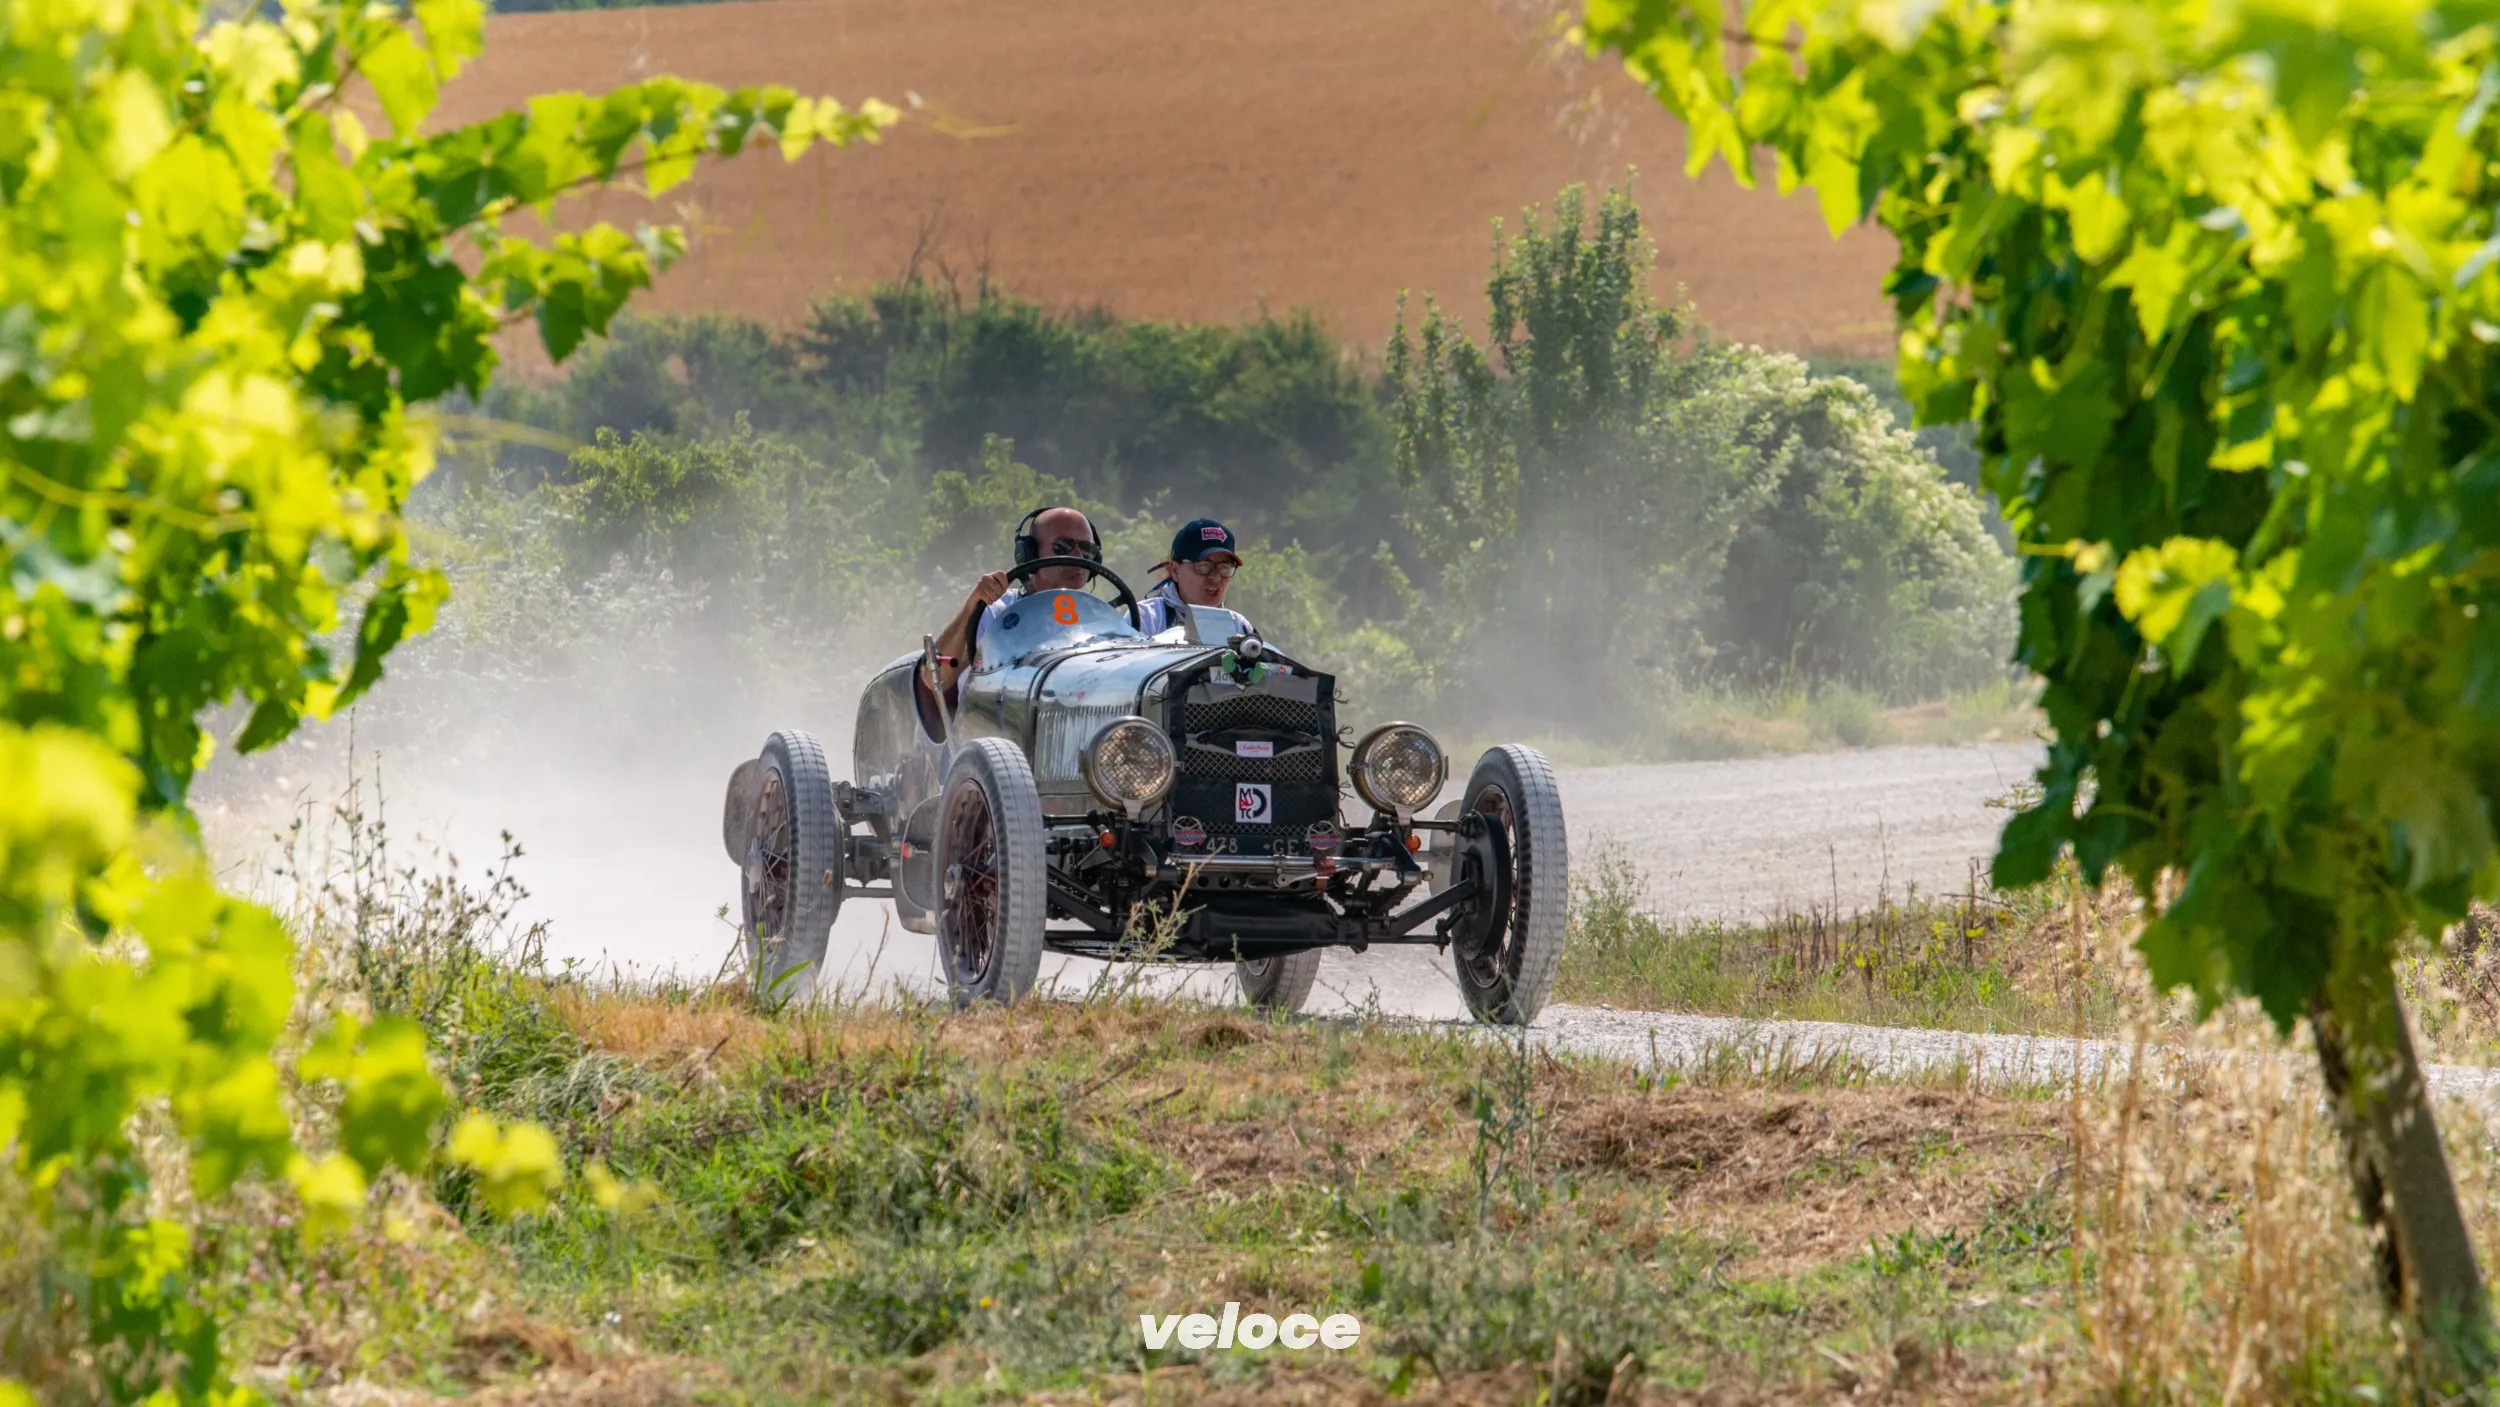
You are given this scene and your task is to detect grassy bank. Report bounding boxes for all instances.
[1555,849,2500,1070]
[1553,849,2139,1037]
[1476,679,2038,769]
[213,981,2078,1403]
[167,965,2499,1406]
[17,805,2495,1404]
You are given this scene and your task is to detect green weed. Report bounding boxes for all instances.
[1558,845,2136,1036]
[117,812,2495,1404]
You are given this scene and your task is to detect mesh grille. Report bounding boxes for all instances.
[1169,680,1336,854]
[1180,693,1324,737]
[1180,746,1327,783]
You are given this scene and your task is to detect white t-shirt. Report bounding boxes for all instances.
[1136,579,1254,640]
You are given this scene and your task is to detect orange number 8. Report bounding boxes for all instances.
[1052,594,1080,625]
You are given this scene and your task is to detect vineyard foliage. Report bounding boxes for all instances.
[1580,0,2500,1338]
[0,0,887,1398]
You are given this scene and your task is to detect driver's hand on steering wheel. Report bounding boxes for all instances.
[970,571,1009,607]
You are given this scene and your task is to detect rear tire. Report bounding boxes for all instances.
[1237,949,1322,1016]
[935,738,1048,1006]
[740,731,843,1006]
[1452,745,1566,1025]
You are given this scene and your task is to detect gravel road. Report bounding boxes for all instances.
[1497,1003,2500,1100]
[387,737,2043,996]
[837,739,2179,1093]
[1560,743,2039,920]
[281,734,2500,1094]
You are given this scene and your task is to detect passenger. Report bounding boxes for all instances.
[929,505,1102,693]
[1136,517,1256,639]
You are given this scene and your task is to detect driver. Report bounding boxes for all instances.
[928,505,1102,693]
[1135,518,1256,639]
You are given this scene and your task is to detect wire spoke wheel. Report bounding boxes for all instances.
[1451,745,1567,1026]
[735,731,841,1006]
[745,770,796,968]
[934,738,1048,1006]
[939,783,1002,988]
[1455,784,1520,989]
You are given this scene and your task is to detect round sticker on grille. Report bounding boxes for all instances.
[1235,783,1272,824]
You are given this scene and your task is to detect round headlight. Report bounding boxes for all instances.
[1081,716,1175,816]
[1350,722,1446,817]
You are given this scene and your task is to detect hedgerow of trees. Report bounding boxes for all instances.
[0,0,887,1398]
[459,181,2012,740]
[1583,0,2500,1370]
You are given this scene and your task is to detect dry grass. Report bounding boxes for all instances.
[142,899,2500,1407]
[1557,852,2149,1037]
[542,983,775,1076]
[321,1353,720,1407]
[538,987,2500,1403]
[1547,1086,2057,1275]
[522,992,2084,1400]
[2063,1022,2429,1403]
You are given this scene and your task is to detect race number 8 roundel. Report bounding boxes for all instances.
[1052,594,1081,625]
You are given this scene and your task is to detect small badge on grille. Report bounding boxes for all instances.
[1236,740,1274,758]
[1235,783,1272,824]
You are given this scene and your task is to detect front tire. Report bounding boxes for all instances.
[741,731,843,1006]
[935,738,1048,1006]
[1237,949,1322,1015]
[1452,745,1567,1025]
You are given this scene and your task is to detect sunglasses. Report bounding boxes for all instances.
[1185,559,1239,580]
[1046,537,1102,562]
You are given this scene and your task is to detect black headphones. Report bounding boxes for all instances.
[1012,506,1102,565]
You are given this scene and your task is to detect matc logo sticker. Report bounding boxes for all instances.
[1235,783,1272,824]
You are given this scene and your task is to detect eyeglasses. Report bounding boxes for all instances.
[1046,537,1101,562]
[1186,560,1239,580]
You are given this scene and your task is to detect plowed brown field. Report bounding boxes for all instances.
[443,0,1898,358]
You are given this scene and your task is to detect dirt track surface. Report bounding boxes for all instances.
[1554,743,2038,920]
[442,0,1898,357]
[776,741,2046,1013]
[298,737,2500,1092]
[1510,1005,2500,1098]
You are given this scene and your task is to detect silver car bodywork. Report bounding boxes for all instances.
[836,588,1486,960]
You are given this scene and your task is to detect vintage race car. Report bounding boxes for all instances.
[720,556,1567,1022]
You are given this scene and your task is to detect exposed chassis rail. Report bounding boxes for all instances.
[1040,870,1481,962]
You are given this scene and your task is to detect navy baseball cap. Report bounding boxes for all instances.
[1170,518,1240,562]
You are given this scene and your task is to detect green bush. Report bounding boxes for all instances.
[1387,182,2013,727]
[504,280,1398,582]
[1704,357,2014,698]
[436,179,2014,747]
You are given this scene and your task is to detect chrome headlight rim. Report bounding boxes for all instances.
[1080,715,1176,817]
[1349,721,1447,818]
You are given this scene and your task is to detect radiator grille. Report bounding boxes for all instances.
[1169,680,1336,853]
[1180,692,1326,737]
[1180,745,1327,783]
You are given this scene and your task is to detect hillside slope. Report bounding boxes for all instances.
[444,0,1899,356]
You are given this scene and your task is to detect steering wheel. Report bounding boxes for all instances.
[1002,556,1144,632]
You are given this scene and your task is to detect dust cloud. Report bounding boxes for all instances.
[196,579,2031,1017]
[196,586,929,991]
